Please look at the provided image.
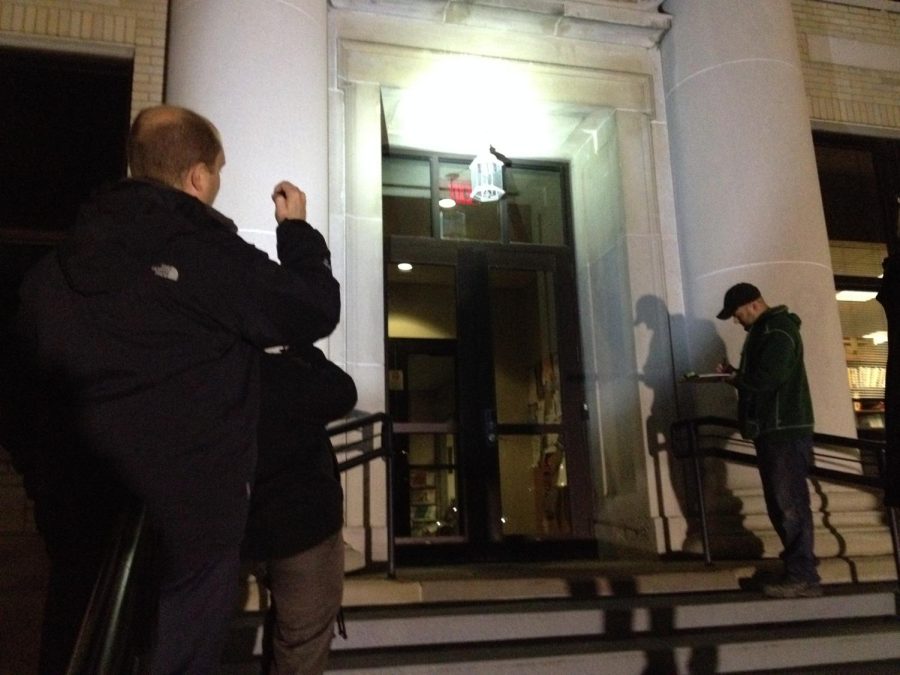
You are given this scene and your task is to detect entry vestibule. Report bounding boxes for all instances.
[334,27,685,561]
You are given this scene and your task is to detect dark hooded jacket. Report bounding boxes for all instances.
[14,179,340,565]
[735,305,814,442]
[876,254,900,507]
[243,345,357,561]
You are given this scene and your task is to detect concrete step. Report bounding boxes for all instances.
[238,555,899,612]
[323,618,900,673]
[329,584,898,651]
[223,583,899,674]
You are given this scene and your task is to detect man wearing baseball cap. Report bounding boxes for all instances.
[716,282,821,598]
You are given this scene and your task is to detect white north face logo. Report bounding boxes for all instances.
[151,263,180,282]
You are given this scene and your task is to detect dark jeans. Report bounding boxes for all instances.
[148,548,241,675]
[754,435,819,584]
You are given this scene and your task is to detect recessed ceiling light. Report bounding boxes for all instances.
[835,290,877,302]
[397,262,413,272]
[864,331,888,345]
[438,198,456,209]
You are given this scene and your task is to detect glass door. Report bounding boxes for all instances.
[386,240,593,560]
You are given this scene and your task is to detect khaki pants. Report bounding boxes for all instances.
[263,532,344,675]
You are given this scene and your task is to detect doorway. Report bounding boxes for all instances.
[384,154,595,562]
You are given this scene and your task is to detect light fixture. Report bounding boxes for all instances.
[835,290,878,302]
[469,147,505,203]
[864,330,888,345]
[438,198,456,209]
[397,262,413,272]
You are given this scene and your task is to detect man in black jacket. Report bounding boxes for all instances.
[13,105,340,674]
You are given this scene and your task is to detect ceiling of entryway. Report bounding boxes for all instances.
[380,85,614,161]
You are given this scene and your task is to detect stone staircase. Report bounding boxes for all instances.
[222,558,900,674]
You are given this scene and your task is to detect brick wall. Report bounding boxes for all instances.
[0,0,168,117]
[793,0,900,130]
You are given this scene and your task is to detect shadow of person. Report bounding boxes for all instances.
[634,294,763,560]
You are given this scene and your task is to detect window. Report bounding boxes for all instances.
[0,47,133,235]
[382,152,570,247]
[816,131,900,436]
[0,46,133,327]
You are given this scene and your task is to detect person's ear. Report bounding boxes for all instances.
[180,162,209,201]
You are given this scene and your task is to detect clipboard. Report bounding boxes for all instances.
[681,372,732,383]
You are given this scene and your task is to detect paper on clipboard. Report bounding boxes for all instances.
[681,371,732,382]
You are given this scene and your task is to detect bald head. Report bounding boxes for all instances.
[127,105,223,192]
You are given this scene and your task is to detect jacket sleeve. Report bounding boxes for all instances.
[188,219,341,349]
[735,329,799,393]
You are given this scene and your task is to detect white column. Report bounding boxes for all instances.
[336,80,388,560]
[661,0,854,437]
[165,0,328,259]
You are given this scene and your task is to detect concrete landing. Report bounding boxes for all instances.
[241,553,899,611]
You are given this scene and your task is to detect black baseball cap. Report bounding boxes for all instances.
[717,282,761,320]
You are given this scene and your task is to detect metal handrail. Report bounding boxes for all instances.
[65,502,147,675]
[330,411,396,578]
[670,416,900,588]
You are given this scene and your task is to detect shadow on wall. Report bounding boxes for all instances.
[634,294,763,559]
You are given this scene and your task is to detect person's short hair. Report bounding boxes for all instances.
[127,106,222,186]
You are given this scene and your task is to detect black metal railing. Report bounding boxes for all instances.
[670,415,900,586]
[65,502,148,675]
[66,411,395,673]
[331,411,396,578]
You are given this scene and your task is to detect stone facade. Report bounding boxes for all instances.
[0,1,898,562]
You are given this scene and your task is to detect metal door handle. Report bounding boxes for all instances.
[483,409,497,445]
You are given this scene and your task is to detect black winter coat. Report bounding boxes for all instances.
[243,346,357,561]
[14,180,340,567]
[877,254,900,507]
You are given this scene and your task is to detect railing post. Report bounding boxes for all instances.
[332,412,396,577]
[688,421,713,566]
[876,446,900,599]
[382,415,396,579]
[888,506,900,595]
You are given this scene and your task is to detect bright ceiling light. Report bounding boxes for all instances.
[835,290,878,302]
[382,56,552,157]
[864,331,888,345]
[438,198,456,209]
[397,262,413,272]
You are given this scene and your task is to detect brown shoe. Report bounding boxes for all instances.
[762,579,823,598]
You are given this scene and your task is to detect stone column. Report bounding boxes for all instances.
[333,80,388,561]
[661,0,854,437]
[165,0,328,259]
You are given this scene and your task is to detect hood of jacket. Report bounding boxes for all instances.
[755,304,801,332]
[57,179,238,296]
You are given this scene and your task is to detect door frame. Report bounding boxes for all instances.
[386,235,595,561]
